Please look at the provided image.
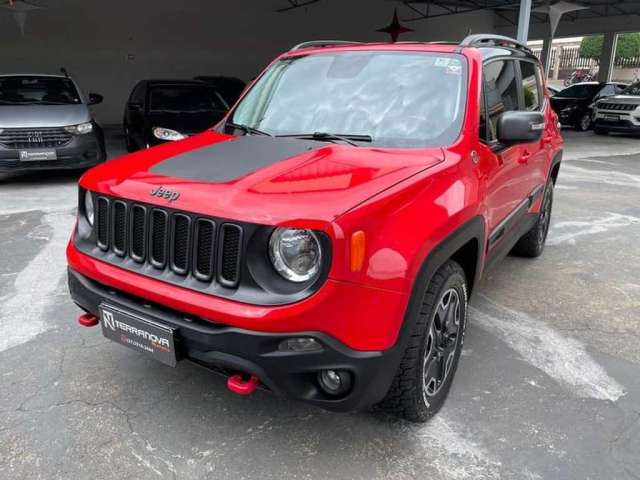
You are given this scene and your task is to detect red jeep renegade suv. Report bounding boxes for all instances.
[67,35,563,422]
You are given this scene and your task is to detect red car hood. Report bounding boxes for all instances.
[82,131,444,224]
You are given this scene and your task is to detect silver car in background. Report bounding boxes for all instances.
[0,74,106,174]
[593,82,640,135]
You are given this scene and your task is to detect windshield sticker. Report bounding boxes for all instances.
[435,57,450,67]
[446,64,463,75]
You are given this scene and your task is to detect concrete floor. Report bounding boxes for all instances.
[1,129,639,479]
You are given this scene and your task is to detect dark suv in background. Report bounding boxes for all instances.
[123,79,229,151]
[550,81,627,131]
[0,74,106,174]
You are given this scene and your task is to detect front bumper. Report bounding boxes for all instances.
[593,116,640,133]
[0,132,106,173]
[68,267,402,412]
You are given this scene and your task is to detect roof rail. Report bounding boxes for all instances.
[290,40,363,51]
[460,34,532,54]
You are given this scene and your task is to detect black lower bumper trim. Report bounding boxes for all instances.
[68,267,400,412]
[594,119,640,133]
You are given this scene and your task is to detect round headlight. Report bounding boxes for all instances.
[269,228,322,283]
[84,191,94,227]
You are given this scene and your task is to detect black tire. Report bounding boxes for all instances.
[378,260,468,422]
[594,127,608,136]
[576,113,592,132]
[511,180,554,258]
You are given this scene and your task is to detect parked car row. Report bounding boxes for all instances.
[0,71,246,175]
[550,81,627,131]
[549,80,640,135]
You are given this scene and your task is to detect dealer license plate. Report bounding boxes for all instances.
[19,150,57,161]
[99,304,177,367]
[604,114,620,122]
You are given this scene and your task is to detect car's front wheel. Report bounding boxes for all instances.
[378,260,468,422]
[576,112,592,132]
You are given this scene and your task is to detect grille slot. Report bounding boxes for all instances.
[218,224,243,287]
[193,219,216,281]
[0,127,73,149]
[130,205,147,262]
[599,102,637,111]
[96,197,109,250]
[170,214,191,275]
[112,201,128,256]
[149,209,169,268]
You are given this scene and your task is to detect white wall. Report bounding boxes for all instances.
[0,0,495,124]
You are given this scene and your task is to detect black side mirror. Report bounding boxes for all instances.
[88,93,104,105]
[497,111,545,145]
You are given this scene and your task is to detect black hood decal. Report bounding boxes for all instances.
[150,135,323,183]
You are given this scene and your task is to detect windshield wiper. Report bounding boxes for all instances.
[277,132,372,147]
[226,121,272,137]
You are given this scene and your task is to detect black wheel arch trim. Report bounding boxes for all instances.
[371,216,486,406]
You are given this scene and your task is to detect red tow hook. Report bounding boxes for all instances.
[78,313,99,327]
[227,374,260,396]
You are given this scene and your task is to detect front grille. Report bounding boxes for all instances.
[598,102,638,112]
[94,196,243,287]
[0,127,73,148]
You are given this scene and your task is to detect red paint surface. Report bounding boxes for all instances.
[68,43,563,352]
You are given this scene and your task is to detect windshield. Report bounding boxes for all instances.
[621,82,640,96]
[150,85,227,112]
[231,51,468,148]
[0,76,81,105]
[554,83,601,99]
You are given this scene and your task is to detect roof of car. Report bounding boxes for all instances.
[283,37,539,62]
[0,73,70,79]
[145,79,209,85]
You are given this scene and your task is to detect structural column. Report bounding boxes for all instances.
[540,36,553,77]
[517,0,532,43]
[598,32,618,82]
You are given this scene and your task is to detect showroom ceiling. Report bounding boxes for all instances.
[276,0,640,24]
[391,0,640,24]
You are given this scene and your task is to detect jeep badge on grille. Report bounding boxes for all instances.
[150,186,180,203]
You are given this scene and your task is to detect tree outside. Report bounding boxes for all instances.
[579,33,640,64]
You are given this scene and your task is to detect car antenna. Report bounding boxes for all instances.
[60,67,69,78]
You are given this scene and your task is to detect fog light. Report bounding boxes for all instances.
[278,337,323,353]
[317,369,352,396]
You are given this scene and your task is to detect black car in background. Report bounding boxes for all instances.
[123,80,228,151]
[550,81,627,131]
[193,76,246,107]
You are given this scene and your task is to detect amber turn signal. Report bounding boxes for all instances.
[350,230,366,272]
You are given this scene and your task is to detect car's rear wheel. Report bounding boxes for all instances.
[576,113,592,132]
[378,260,467,422]
[511,179,554,258]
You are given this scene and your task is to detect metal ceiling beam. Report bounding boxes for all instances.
[275,0,321,12]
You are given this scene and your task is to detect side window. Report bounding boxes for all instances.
[130,83,145,105]
[520,61,541,111]
[482,60,519,142]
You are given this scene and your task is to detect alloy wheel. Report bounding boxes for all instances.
[422,288,461,403]
[537,185,553,246]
